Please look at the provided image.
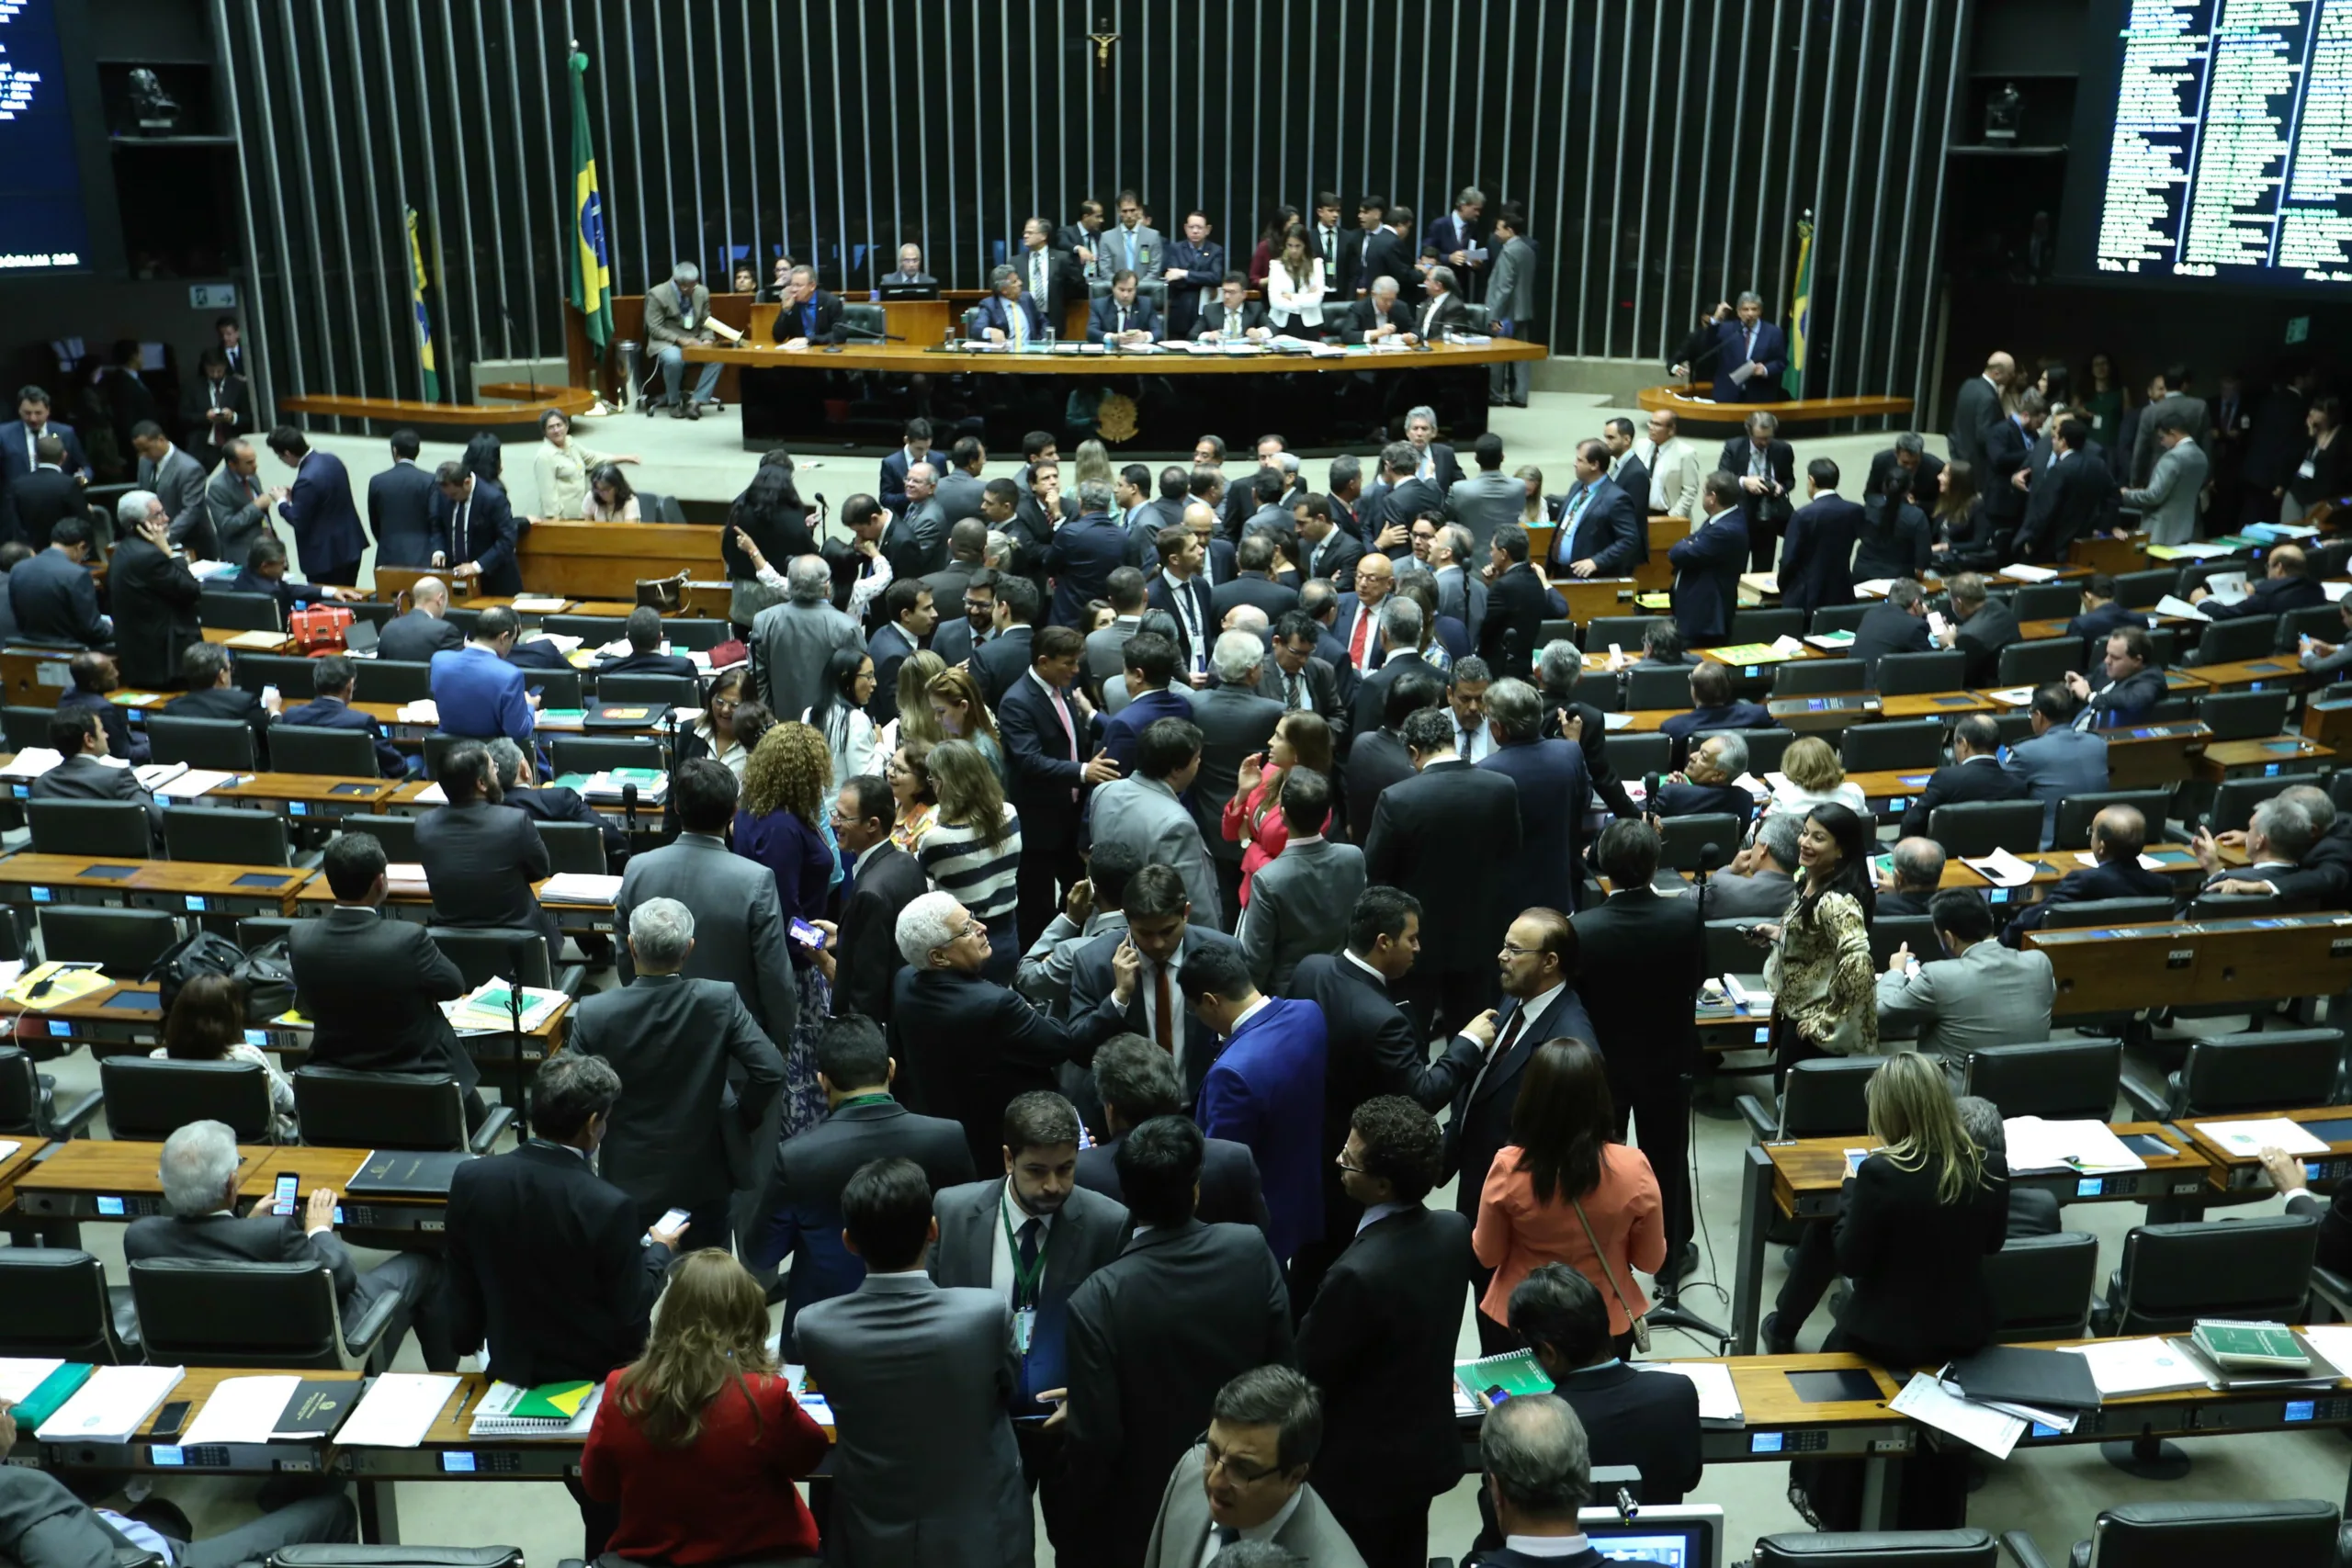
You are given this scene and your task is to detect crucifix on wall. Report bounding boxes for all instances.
[1088,17,1118,96]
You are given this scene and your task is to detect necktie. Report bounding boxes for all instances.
[1116,307,1127,335]
[1125,230,1136,270]
[456,499,469,553]
[1468,1010,1529,1103]
[1744,325,1756,361]
[1216,1527,1240,1551]
[1349,605,1373,667]
[1154,964,1176,1054]
[1010,299,1027,349]
[1048,682,1080,800]
[1287,670,1306,708]
[1014,1218,1043,1308]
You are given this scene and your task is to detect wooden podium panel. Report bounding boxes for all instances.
[513,521,727,602]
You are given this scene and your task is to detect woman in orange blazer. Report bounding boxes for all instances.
[1474,1038,1666,1357]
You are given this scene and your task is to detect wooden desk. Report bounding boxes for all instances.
[2018,615,2200,643]
[510,520,727,601]
[2304,688,2352,750]
[10,977,571,1066]
[1731,1125,2214,1353]
[2187,656,2311,694]
[385,776,658,827]
[0,853,314,915]
[2193,735,2335,780]
[202,627,296,655]
[1556,577,1645,626]
[2099,720,2213,788]
[2174,1104,2352,1196]
[1765,693,1884,732]
[1,643,79,707]
[683,336,1545,377]
[1635,385,1915,431]
[212,773,403,818]
[293,872,618,934]
[2065,533,2152,578]
[2028,914,2352,1016]
[0,1134,48,1214]
[32,1366,365,1479]
[14,1136,288,1220]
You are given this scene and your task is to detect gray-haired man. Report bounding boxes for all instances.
[642,260,723,416]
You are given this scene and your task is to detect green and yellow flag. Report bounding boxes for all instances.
[404,206,438,401]
[568,51,613,350]
[1783,217,1814,400]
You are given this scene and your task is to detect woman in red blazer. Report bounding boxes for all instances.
[1474,1039,1665,1357]
[582,1250,830,1563]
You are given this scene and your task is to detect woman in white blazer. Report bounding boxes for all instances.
[1264,224,1328,331]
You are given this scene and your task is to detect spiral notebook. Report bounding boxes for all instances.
[469,1379,602,1437]
[1453,1348,1555,1413]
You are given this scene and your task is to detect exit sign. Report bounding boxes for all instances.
[188,283,238,310]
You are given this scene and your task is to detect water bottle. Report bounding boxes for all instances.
[1042,327,1057,351]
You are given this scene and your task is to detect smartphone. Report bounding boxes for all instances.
[151,1401,192,1440]
[272,1171,300,1218]
[788,918,825,949]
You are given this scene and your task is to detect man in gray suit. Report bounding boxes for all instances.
[642,259,723,416]
[2132,363,2211,488]
[797,1156,1034,1568]
[1430,523,1489,649]
[931,1091,1130,1559]
[1950,351,2014,468]
[2121,412,2210,546]
[1140,1368,1368,1568]
[752,553,866,726]
[568,897,786,1249]
[1090,716,1223,931]
[1708,810,1800,917]
[203,440,278,569]
[1875,888,2056,1057]
[1238,768,1365,990]
[30,708,161,840]
[1192,630,1284,913]
[1443,432,1524,558]
[1999,682,2109,847]
[616,760,797,1042]
[936,436,989,525]
[130,421,212,558]
[1100,191,1167,296]
[1486,208,1537,406]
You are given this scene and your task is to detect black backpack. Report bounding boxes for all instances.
[146,930,296,1021]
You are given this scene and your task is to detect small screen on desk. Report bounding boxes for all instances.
[2123,1134,2174,1157]
[2264,740,2306,754]
[1934,695,1974,706]
[30,887,50,903]
[2030,1421,2064,1438]
[2266,763,2283,777]
[2076,1177,2107,1197]
[1591,1529,1702,1566]
[331,782,376,795]
[2298,1118,2352,1144]
[232,873,285,888]
[244,1029,269,1047]
[288,801,309,817]
[1744,666,1761,678]
[84,864,139,880]
[2288,1400,2316,1422]
[1748,1431,1784,1453]
[440,1451,476,1472]
[96,1195,125,1215]
[151,1445,185,1466]
[185,895,208,912]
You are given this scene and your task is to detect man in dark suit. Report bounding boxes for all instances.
[1409,266,1472,344]
[1350,600,1442,742]
[1341,276,1418,344]
[876,417,937,517]
[769,264,849,346]
[1510,1263,1702,1504]
[1189,634,1285,906]
[1086,271,1160,344]
[1046,482,1130,628]
[1946,570,2021,688]
[1296,492,1365,589]
[1078,1032,1271,1231]
[567,894,785,1248]
[1866,434,1946,512]
[1333,550,1401,675]
[2066,573,2142,647]
[263,426,366,586]
[593,605,700,682]
[1194,272,1272,342]
[1667,473,1750,645]
[164,642,273,763]
[1955,1097,2064,1238]
[1713,291,1789,404]
[1000,625,1116,941]
[1549,441,1644,580]
[1184,946,1328,1264]
[365,429,438,566]
[1345,668,1442,840]
[2014,416,2119,563]
[1366,706,1523,1033]
[1900,713,2030,838]
[1780,459,1862,615]
[1142,524,1217,685]
[1875,838,1945,919]
[1979,397,2041,541]
[930,1091,1129,1557]
[1064,864,1244,1106]
[288,830,483,1121]
[2195,540,2328,621]
[1574,821,1703,1280]
[6,435,83,547]
[890,891,1075,1173]
[275,653,408,777]
[1057,1116,1294,1568]
[831,773,927,1022]
[415,739,561,959]
[1368,440,1446,558]
[128,1116,455,1371]
[2068,626,2168,728]
[1477,524,1570,683]
[429,458,522,595]
[1852,579,1935,672]
[28,709,161,840]
[2001,804,2172,945]
[1098,631,1199,776]
[1950,353,2015,468]
[1261,609,1351,750]
[0,385,86,491]
[1160,209,1227,339]
[1297,1097,1476,1568]
[55,650,143,764]
[1649,730,1758,823]
[1010,216,1080,325]
[747,1015,975,1327]
[1471,1393,1634,1567]
[447,1052,684,1391]
[378,574,467,662]
[7,516,107,646]
[1480,678,1592,919]
[1719,411,1796,570]
[974,265,1049,344]
[973,574,1041,706]
[1657,660,1774,752]
[1211,532,1301,626]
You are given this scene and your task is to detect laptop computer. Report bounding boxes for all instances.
[876,280,940,301]
[342,617,380,656]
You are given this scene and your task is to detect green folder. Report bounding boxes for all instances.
[2191,1320,2308,1371]
[512,1380,597,1421]
[10,1364,95,1427]
[1455,1348,1555,1408]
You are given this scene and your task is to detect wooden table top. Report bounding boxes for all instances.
[17,1137,292,1201]
[2173,1103,2352,1175]
[682,337,1545,375]
[1766,1123,2209,1211]
[2029,912,2352,1014]
[0,1134,48,1212]
[2187,657,2311,690]
[215,773,403,807]
[0,853,314,905]
[1635,385,1917,426]
[292,874,616,916]
[2198,736,2335,772]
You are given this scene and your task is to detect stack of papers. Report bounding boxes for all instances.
[540,872,623,905]
[1984,686,2035,706]
[181,1375,304,1444]
[4,963,113,1008]
[510,596,569,613]
[384,862,431,895]
[2191,1118,2330,1157]
[1637,1361,1743,1423]
[576,768,669,804]
[2073,851,2172,871]
[446,981,569,1032]
[1723,974,1773,1010]
[2154,593,2211,622]
[2059,1337,2211,1397]
[397,699,440,724]
[0,749,63,780]
[2001,1117,2148,1175]
[1888,1371,2025,1458]
[1962,847,2040,887]
[36,1365,185,1443]
[469,1380,602,1438]
[1999,564,2062,582]
[155,769,235,800]
[336,1373,461,1449]
[781,1364,834,1426]
[222,630,287,650]
[410,782,448,805]
[1852,579,1896,598]
[129,761,191,791]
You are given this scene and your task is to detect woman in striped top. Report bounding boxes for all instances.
[733,722,836,1137]
[915,739,1023,984]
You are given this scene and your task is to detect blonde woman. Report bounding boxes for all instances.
[1264,223,1328,330]
[916,738,1023,983]
[876,649,946,760]
[1071,436,1115,495]
[582,1250,827,1563]
[1766,736,1868,818]
[735,723,836,1136]
[534,408,640,519]
[927,664,1007,784]
[1514,463,1547,524]
[887,739,938,852]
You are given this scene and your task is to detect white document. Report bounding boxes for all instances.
[2294,1325,2352,1377]
[0,1139,21,1166]
[410,782,448,805]
[1888,1371,2025,1459]
[2153,593,2211,622]
[37,1365,186,1443]
[702,316,744,343]
[2072,851,2169,871]
[0,1359,63,1404]
[155,768,236,800]
[2321,581,2352,604]
[1601,711,1634,731]
[2201,572,2252,604]
[385,862,431,895]
[540,872,624,905]
[180,1375,300,1446]
[509,595,569,613]
[131,761,190,792]
[1638,1361,1743,1423]
[2059,1337,2212,1398]
[781,1364,834,1427]
[396,699,440,724]
[1852,578,1895,598]
[1962,847,2039,887]
[0,748,63,780]
[2194,1117,2330,1157]
[335,1373,462,1449]
[1769,634,1807,657]
[1984,686,2035,707]
[2001,1117,2146,1175]
[1981,1399,2077,1432]
[1999,563,2061,582]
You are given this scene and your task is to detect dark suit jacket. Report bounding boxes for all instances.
[596,649,700,682]
[889,966,1073,1172]
[748,1097,977,1329]
[1479,561,1569,682]
[1713,320,1789,400]
[368,460,440,567]
[288,904,476,1089]
[1085,293,1160,343]
[7,549,107,648]
[378,608,465,663]
[447,1141,674,1387]
[1076,1128,1271,1233]
[1832,1151,2008,1366]
[2289,1189,2352,1278]
[1780,496,1863,614]
[107,537,202,689]
[27,754,161,839]
[835,843,926,1023]
[1340,297,1416,343]
[6,468,81,547]
[1900,755,2032,838]
[0,420,86,483]
[1666,509,1750,643]
[433,479,522,595]
[972,292,1047,342]
[972,625,1034,707]
[1436,983,1597,1213]
[1210,570,1300,626]
[55,688,141,766]
[1303,526,1366,592]
[2016,450,2118,563]
[2000,857,2173,945]
[1065,924,1243,1105]
[1980,417,2033,529]
[1556,1361,1704,1504]
[1063,1220,1295,1568]
[414,801,558,954]
[930,1178,1129,1405]
[1143,573,1216,678]
[1364,759,1522,973]
[1194,299,1270,338]
[2066,599,2143,648]
[166,684,271,758]
[1852,602,1933,672]
[1047,512,1131,627]
[1296,1203,1476,1515]
[1852,497,1934,585]
[1482,739,1590,916]
[1369,476,1446,558]
[1343,729,1417,843]
[1955,599,2023,688]
[123,1211,366,1315]
[997,666,1102,852]
[280,449,368,574]
[2204,571,2327,622]
[1572,886,1702,1089]
[277,695,408,778]
[1197,997,1328,1260]
[1553,479,1645,578]
[768,288,849,344]
[1349,650,1441,754]
[1718,436,1798,526]
[2077,665,2167,727]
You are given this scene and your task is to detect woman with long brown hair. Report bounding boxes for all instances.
[927,664,1006,784]
[1473,1038,1665,1359]
[887,739,938,852]
[916,739,1023,983]
[582,1249,828,1563]
[153,973,296,1142]
[1222,710,1333,907]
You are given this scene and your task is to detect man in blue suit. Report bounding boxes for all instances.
[1777,457,1862,615]
[1143,522,1217,685]
[1665,473,1749,645]
[367,429,439,568]
[1184,943,1328,1265]
[1478,679,1592,916]
[275,652,411,777]
[430,460,523,596]
[1548,439,1643,579]
[1713,291,1787,403]
[0,385,88,486]
[1098,631,1197,777]
[1086,272,1160,344]
[430,604,536,748]
[1046,479,1129,627]
[264,426,367,586]
[1999,682,2109,848]
[974,265,1048,345]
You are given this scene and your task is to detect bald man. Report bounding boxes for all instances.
[379,574,465,662]
[1333,553,1396,673]
[1951,352,2015,468]
[2001,805,2170,946]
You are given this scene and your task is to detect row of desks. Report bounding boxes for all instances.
[0,852,616,925]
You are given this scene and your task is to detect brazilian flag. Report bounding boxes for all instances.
[1783,217,1814,400]
[404,207,438,400]
[568,51,613,350]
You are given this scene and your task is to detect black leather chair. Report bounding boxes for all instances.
[2092,1215,2317,1337]
[2035,896,2178,931]
[100,1055,277,1141]
[1951,1037,2120,1120]
[594,671,701,708]
[1774,658,1868,697]
[544,615,628,644]
[1873,650,1967,695]
[2011,583,2084,620]
[1729,727,1793,773]
[1585,615,1663,653]
[2049,789,2176,850]
[2000,1499,2342,1568]
[164,806,300,868]
[232,653,320,699]
[1656,812,1742,874]
[1753,1530,1995,1565]
[1840,719,1945,772]
[40,906,182,976]
[1984,1230,2099,1342]
[1608,732,1672,779]
[198,590,284,633]
[2210,769,2325,835]
[552,735,663,774]
[1731,607,1806,644]
[356,812,422,861]
[2110,569,2178,608]
[1996,639,2082,688]
[291,1066,510,1154]
[1623,665,1693,709]
[3,704,55,750]
[350,659,435,704]
[0,1043,103,1137]
[268,724,384,777]
[127,1258,401,1371]
[1869,914,1942,973]
[519,668,583,710]
[2281,604,2342,645]
[2118,1026,2342,1120]
[1807,603,1871,637]
[537,819,608,874]
[2190,615,2287,666]
[28,799,153,856]
[1927,799,2046,857]
[426,925,581,998]
[663,618,729,652]
[1737,1056,1883,1142]
[147,714,259,772]
[0,1248,141,1362]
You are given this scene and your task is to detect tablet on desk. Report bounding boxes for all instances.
[1785,1369,1881,1403]
[83,864,140,880]
[103,991,155,1010]
[1932,694,1975,707]
[232,873,288,888]
[330,782,378,795]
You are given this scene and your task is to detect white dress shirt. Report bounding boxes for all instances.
[1195,1489,1305,1567]
[987,1178,1059,1303]
[1503,1535,1596,1558]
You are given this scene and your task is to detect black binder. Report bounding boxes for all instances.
[345,1149,473,1199]
[1943,1346,2103,1411]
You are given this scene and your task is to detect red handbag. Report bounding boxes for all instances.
[290,604,355,653]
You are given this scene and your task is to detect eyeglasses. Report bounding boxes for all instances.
[1335,1153,1367,1174]
[1202,1444,1283,1485]
[1498,942,1539,958]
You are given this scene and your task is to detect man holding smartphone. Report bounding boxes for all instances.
[126,1119,457,1371]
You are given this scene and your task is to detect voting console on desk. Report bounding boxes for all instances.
[2179,1108,2352,1194]
[2009,1387,2352,1450]
[1709,1359,1913,1464]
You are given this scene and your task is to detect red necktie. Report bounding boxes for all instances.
[1154,966,1176,1054]
[1349,606,1373,667]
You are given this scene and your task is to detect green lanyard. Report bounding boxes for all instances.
[1001,1190,1050,1310]
[833,1093,894,1111]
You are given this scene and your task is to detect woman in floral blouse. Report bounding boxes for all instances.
[1748,801,1877,1080]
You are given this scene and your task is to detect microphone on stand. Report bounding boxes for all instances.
[1642,833,1730,1353]
[621,781,639,837]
